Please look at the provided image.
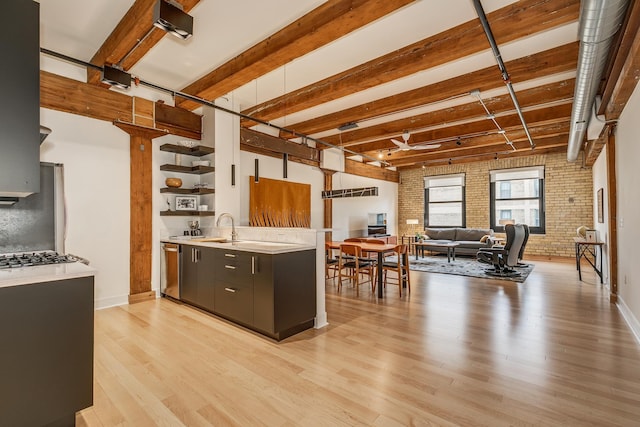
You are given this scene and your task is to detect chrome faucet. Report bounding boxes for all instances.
[216,213,238,242]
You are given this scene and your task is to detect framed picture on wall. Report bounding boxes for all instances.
[176,196,197,211]
[597,188,604,223]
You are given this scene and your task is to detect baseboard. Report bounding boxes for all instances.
[617,296,640,345]
[94,294,128,310]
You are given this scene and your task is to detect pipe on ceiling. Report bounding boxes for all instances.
[472,0,535,150]
[567,0,629,162]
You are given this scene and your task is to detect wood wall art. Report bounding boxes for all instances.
[249,177,311,227]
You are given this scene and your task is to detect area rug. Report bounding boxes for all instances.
[385,255,533,283]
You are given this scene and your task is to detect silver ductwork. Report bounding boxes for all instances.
[567,0,629,162]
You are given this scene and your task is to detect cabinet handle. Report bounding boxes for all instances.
[191,248,195,263]
[224,287,237,293]
[224,253,236,258]
[251,256,255,275]
[224,265,236,270]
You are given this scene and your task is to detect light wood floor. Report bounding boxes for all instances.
[77,257,640,426]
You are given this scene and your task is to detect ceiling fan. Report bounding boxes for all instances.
[389,131,441,153]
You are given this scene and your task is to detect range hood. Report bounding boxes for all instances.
[0,0,40,200]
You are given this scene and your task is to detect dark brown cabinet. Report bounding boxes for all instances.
[214,249,254,326]
[253,250,316,340]
[0,276,94,426]
[181,245,215,312]
[174,244,316,340]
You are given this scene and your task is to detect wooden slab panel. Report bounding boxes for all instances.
[249,177,311,227]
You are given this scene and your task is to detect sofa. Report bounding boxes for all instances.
[420,227,494,256]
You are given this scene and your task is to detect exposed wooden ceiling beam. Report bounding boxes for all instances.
[344,159,399,183]
[604,14,640,121]
[320,78,575,147]
[280,42,578,137]
[175,0,416,110]
[391,135,568,168]
[41,70,202,138]
[352,103,572,153]
[242,0,579,126]
[240,128,319,162]
[599,0,640,117]
[87,0,200,85]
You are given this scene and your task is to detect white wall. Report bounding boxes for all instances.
[615,81,640,341]
[331,172,398,241]
[40,108,131,308]
[592,151,609,287]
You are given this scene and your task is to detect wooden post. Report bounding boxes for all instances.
[322,169,335,242]
[114,121,167,304]
[606,125,618,303]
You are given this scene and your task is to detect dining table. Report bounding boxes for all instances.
[327,240,400,298]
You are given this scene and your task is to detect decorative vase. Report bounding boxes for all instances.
[165,177,182,188]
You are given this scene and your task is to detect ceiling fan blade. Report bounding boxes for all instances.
[412,143,441,150]
[391,139,408,149]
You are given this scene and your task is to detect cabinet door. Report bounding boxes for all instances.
[197,246,215,312]
[181,245,199,305]
[252,253,274,333]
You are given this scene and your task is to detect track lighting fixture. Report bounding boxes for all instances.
[448,159,452,165]
[101,65,131,89]
[456,137,462,146]
[494,154,499,160]
[153,0,194,40]
[337,122,358,131]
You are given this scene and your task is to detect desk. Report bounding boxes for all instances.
[573,237,604,283]
[328,241,399,298]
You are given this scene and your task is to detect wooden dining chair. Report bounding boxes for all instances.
[379,244,410,296]
[325,242,339,282]
[337,244,376,295]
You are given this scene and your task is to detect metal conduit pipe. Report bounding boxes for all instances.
[567,0,629,162]
[473,0,535,149]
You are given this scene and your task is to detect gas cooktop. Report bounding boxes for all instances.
[0,252,78,269]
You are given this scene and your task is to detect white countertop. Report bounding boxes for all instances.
[0,262,96,288]
[162,237,316,254]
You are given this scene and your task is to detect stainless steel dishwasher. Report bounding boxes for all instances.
[161,242,180,299]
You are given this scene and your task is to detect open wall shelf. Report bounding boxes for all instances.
[160,210,215,217]
[160,187,215,195]
[160,143,214,157]
[160,164,215,174]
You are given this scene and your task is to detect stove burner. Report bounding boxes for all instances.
[0,252,77,269]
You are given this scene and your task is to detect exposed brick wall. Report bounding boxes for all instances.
[398,152,593,258]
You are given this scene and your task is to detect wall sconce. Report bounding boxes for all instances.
[153,0,194,40]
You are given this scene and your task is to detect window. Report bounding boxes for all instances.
[424,174,465,227]
[490,166,545,234]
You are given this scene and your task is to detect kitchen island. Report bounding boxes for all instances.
[0,262,96,427]
[161,238,317,340]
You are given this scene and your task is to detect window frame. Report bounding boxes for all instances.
[489,166,546,234]
[423,174,466,228]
